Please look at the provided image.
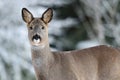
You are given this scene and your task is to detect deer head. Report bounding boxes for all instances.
[22,8,53,48]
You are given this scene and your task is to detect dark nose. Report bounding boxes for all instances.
[32,34,41,40]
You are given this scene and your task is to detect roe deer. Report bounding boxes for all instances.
[22,8,120,80]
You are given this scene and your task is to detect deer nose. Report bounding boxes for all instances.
[32,34,41,41]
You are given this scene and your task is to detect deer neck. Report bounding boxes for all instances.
[31,42,54,69]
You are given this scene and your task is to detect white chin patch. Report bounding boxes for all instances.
[33,39,40,44]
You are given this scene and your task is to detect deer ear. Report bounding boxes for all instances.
[22,8,33,23]
[41,8,53,23]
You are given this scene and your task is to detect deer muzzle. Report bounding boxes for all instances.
[32,34,41,44]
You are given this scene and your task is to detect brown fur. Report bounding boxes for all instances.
[22,8,120,80]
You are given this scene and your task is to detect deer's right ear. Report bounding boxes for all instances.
[22,8,33,23]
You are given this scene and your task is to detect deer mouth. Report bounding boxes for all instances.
[32,34,41,45]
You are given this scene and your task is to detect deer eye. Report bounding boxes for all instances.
[41,26,45,30]
[29,27,33,30]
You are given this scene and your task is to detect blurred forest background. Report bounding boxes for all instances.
[0,0,120,80]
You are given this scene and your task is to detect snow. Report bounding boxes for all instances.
[49,18,77,35]
[76,40,100,49]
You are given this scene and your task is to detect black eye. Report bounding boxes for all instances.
[41,26,45,30]
[29,27,33,30]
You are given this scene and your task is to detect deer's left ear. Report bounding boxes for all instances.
[41,8,53,23]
